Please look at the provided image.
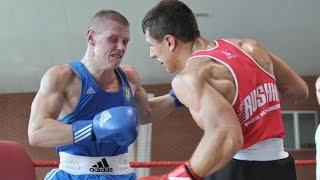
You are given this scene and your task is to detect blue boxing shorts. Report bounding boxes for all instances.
[44,152,136,180]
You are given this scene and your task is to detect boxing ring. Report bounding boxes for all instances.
[34,159,316,168]
[0,140,316,179]
[34,160,317,179]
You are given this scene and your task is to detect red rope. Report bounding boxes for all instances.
[295,160,316,166]
[33,160,315,168]
[34,160,59,167]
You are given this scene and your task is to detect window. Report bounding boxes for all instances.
[282,110,318,149]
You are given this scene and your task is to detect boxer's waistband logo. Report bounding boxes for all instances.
[89,158,113,172]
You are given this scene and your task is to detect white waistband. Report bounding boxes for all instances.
[59,152,134,175]
[233,138,289,161]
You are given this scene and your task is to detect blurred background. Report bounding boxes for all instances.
[0,0,319,179]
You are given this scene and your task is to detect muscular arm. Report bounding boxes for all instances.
[268,51,308,105]
[28,67,73,148]
[134,86,178,124]
[121,64,178,124]
[172,71,243,176]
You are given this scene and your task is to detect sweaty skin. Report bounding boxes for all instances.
[175,38,308,127]
[147,34,308,176]
[28,19,177,148]
[177,38,308,175]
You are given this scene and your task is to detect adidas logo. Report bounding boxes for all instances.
[86,87,96,94]
[99,111,112,128]
[89,158,113,172]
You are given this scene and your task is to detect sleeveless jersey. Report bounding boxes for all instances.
[57,61,136,156]
[190,39,285,148]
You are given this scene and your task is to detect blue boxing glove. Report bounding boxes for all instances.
[169,89,184,107]
[72,106,140,146]
[92,106,140,146]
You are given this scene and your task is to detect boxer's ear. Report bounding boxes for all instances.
[87,29,95,46]
[164,35,176,52]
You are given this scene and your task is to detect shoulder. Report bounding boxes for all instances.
[39,64,75,93]
[184,57,223,82]
[179,58,236,103]
[119,64,141,85]
[226,38,263,51]
[173,61,209,91]
[228,38,273,72]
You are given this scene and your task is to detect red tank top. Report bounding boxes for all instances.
[190,39,285,149]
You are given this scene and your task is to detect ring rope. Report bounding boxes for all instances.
[33,160,315,168]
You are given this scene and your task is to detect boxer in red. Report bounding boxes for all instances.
[140,0,308,179]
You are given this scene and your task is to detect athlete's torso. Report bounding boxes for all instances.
[189,39,285,148]
[57,61,136,156]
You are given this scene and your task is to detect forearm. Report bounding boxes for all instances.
[142,94,177,124]
[28,118,73,148]
[278,82,309,106]
[190,129,243,176]
[279,91,299,105]
[269,51,309,105]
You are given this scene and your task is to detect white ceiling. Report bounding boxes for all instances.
[0,0,319,93]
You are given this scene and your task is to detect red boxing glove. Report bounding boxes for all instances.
[139,161,203,180]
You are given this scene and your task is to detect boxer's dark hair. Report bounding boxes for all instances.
[142,0,200,43]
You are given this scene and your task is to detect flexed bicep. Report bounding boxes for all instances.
[28,66,72,147]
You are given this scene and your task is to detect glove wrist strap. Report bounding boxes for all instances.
[72,120,94,145]
[169,89,184,107]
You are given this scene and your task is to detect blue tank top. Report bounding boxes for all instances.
[56,61,136,157]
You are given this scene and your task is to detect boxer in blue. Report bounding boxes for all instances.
[28,10,182,180]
